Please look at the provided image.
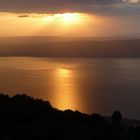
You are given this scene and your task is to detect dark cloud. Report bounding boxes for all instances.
[0,0,139,16]
[18,15,29,18]
[0,0,123,13]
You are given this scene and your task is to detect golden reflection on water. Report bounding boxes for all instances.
[0,57,85,112]
[52,68,80,111]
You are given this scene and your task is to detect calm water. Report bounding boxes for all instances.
[0,57,140,119]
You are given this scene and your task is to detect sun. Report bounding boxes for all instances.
[62,13,80,24]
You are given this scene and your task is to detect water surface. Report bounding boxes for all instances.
[0,57,140,119]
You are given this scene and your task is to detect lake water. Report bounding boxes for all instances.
[0,57,140,119]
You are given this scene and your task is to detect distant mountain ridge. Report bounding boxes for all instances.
[0,37,140,57]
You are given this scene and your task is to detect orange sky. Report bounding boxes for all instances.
[0,12,140,37]
[0,0,140,37]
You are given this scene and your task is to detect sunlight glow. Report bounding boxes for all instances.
[43,13,85,25]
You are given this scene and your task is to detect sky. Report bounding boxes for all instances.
[0,0,140,37]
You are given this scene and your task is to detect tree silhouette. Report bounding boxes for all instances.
[112,111,122,126]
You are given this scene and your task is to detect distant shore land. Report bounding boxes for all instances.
[1,37,140,57]
[0,93,140,140]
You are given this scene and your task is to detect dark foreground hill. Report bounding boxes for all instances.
[0,94,139,140]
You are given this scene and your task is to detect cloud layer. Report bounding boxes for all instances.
[0,0,140,15]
